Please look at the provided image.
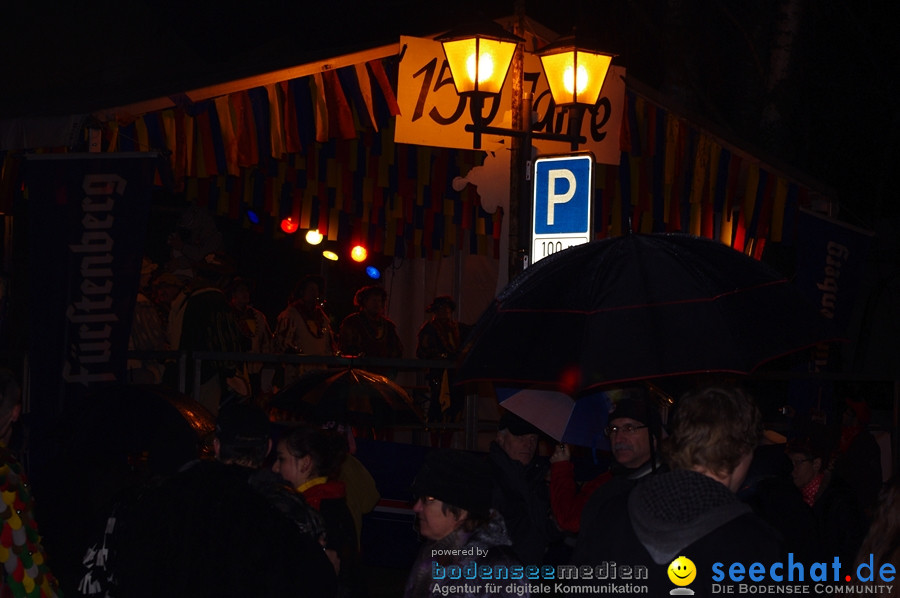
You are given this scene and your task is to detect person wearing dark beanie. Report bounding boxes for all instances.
[572,387,667,561]
[404,450,529,598]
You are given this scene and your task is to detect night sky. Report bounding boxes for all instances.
[4,0,898,224]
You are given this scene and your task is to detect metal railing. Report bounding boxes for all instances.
[129,350,900,470]
[132,349,491,450]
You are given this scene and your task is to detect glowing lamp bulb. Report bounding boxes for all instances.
[365,266,381,280]
[563,64,589,95]
[350,245,368,262]
[466,52,495,85]
[322,250,339,261]
[281,217,299,234]
[305,229,323,245]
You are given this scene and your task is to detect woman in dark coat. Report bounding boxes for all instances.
[405,449,530,598]
[273,425,362,597]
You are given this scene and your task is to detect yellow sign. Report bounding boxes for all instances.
[395,35,625,165]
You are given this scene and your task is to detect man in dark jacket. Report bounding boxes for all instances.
[787,433,868,566]
[831,397,882,519]
[489,411,563,565]
[573,386,782,596]
[572,388,665,560]
[109,402,337,598]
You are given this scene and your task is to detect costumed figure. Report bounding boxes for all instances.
[416,295,469,434]
[338,285,402,378]
[273,275,336,387]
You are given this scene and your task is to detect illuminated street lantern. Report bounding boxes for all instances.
[437,20,522,96]
[437,20,523,149]
[538,32,613,108]
[438,22,614,150]
[538,31,614,141]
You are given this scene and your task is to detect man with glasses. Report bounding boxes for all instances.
[571,388,665,562]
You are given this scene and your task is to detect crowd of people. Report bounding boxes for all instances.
[1,216,893,597]
[126,253,467,419]
[1,359,896,597]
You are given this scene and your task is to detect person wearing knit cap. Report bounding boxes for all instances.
[604,389,664,472]
[489,411,564,566]
[572,387,668,563]
[404,450,529,598]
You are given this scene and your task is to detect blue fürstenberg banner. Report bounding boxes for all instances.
[24,153,160,414]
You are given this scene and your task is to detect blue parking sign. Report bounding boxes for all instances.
[532,154,593,264]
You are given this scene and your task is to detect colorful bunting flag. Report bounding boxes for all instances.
[87,53,832,261]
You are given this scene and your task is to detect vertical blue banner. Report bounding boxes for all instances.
[788,209,874,424]
[794,209,874,368]
[24,153,160,417]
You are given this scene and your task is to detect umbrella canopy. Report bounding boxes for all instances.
[42,386,218,593]
[459,233,841,393]
[269,367,424,428]
[496,387,612,449]
[68,384,217,473]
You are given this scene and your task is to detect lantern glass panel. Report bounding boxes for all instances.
[442,37,517,95]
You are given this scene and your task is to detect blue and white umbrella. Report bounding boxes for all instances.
[495,387,612,450]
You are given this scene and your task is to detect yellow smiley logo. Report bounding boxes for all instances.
[668,556,697,586]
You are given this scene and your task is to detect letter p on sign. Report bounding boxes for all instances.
[547,169,576,225]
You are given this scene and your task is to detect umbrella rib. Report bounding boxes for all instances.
[497,279,792,315]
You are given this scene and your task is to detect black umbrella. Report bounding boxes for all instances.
[68,384,217,472]
[269,367,424,428]
[42,386,218,595]
[458,233,841,393]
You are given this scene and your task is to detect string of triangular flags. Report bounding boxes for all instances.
[33,53,832,262]
[600,89,829,259]
[99,57,501,259]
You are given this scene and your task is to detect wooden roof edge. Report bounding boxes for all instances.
[92,42,401,123]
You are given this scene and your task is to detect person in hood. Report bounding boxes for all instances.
[573,385,782,595]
